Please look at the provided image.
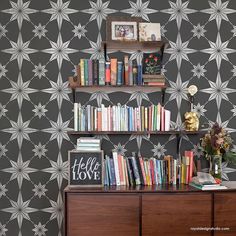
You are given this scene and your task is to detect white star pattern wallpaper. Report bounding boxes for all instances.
[0,0,236,235]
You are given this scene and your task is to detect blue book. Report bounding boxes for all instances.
[106,156,111,186]
[109,157,116,186]
[117,61,123,85]
[137,65,143,85]
[104,159,108,186]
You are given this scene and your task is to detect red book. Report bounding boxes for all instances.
[149,159,155,185]
[97,108,102,131]
[161,106,165,131]
[139,157,147,185]
[118,155,125,185]
[105,62,111,84]
[185,151,194,182]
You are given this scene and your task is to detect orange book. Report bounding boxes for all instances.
[185,151,194,182]
[124,55,129,85]
[110,58,117,85]
[105,62,111,84]
[97,108,102,131]
[118,155,125,185]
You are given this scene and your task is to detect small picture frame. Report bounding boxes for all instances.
[139,23,161,42]
[106,16,141,42]
[68,150,104,187]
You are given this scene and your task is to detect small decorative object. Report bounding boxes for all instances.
[139,23,161,41]
[184,112,199,131]
[201,123,236,180]
[68,150,104,187]
[142,51,162,76]
[106,16,141,42]
[184,85,199,131]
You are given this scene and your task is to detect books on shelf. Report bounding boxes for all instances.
[73,103,171,132]
[103,152,192,186]
[74,56,165,87]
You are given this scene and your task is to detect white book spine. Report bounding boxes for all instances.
[74,103,78,131]
[113,152,120,185]
[165,109,171,131]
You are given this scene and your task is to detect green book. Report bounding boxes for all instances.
[84,59,89,86]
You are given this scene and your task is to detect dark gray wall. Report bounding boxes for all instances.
[0,0,236,235]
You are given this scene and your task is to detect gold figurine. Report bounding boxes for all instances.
[184,85,199,131]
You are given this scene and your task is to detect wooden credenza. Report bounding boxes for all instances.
[64,185,236,236]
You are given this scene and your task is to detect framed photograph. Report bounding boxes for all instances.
[68,150,104,187]
[106,16,141,42]
[139,23,161,42]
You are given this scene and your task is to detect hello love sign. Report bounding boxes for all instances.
[68,150,104,187]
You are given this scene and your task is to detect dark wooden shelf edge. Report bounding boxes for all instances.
[64,184,236,193]
[67,130,206,135]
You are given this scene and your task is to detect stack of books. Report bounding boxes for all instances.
[142,74,165,86]
[189,172,227,190]
[74,103,171,132]
[76,138,101,151]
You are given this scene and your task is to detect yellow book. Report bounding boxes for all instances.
[80,59,85,86]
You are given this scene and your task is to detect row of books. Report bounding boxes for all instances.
[75,57,165,86]
[76,137,101,151]
[103,151,194,186]
[74,103,171,132]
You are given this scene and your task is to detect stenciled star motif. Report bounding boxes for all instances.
[32,143,47,159]
[129,134,149,150]
[0,183,8,198]
[193,103,207,117]
[0,24,7,38]
[42,0,77,29]
[42,193,64,228]
[33,63,48,79]
[0,64,8,79]
[161,0,196,29]
[201,33,235,70]
[32,222,47,236]
[2,0,37,29]
[33,103,48,119]
[0,223,7,236]
[2,113,37,148]
[121,0,157,21]
[42,153,68,188]
[231,105,236,116]
[152,143,167,158]
[201,0,236,30]
[82,33,104,60]
[192,23,206,39]
[2,152,37,188]
[2,193,37,228]
[42,73,70,108]
[33,23,48,39]
[231,26,236,37]
[0,143,8,158]
[128,91,150,107]
[0,104,8,118]
[2,34,37,70]
[42,33,77,69]
[192,143,203,159]
[192,63,207,79]
[72,23,87,39]
[166,72,189,109]
[165,34,196,69]
[231,65,236,77]
[160,25,167,37]
[222,162,236,180]
[32,183,48,198]
[2,72,37,108]
[201,72,236,109]
[82,0,117,29]
[42,113,71,148]
[112,143,127,156]
[89,91,110,107]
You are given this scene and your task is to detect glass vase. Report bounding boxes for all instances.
[209,155,222,180]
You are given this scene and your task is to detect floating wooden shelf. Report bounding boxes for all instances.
[67,130,206,135]
[74,85,167,92]
[102,40,169,51]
